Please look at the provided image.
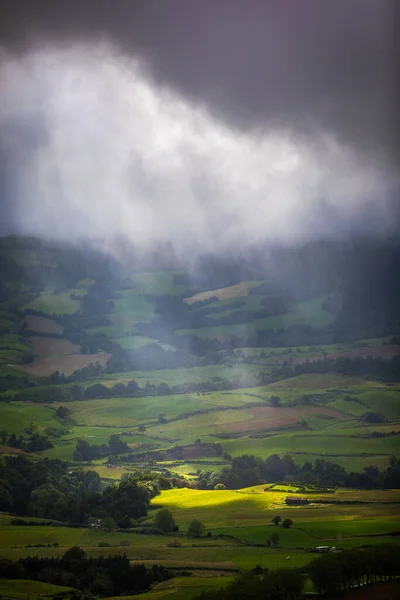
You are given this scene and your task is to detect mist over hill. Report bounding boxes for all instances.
[1,235,399,349]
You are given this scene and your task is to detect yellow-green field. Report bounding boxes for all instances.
[0,485,399,577]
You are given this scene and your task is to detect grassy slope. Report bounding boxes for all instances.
[0,580,77,600]
[1,263,400,598]
[176,296,335,339]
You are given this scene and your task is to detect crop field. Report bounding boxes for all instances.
[30,335,80,357]
[15,351,111,376]
[25,314,63,334]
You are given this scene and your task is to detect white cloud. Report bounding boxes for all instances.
[0,44,396,257]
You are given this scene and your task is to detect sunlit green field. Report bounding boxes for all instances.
[0,484,399,576]
[148,486,400,529]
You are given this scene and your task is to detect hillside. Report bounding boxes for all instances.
[0,236,399,598]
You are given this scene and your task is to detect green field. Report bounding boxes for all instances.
[0,579,77,600]
[1,240,400,599]
[176,297,335,340]
[3,371,399,472]
[0,486,399,576]
[23,291,81,314]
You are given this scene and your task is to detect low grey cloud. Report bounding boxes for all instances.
[0,2,398,257]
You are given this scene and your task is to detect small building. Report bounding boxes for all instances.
[285,496,309,505]
[316,546,331,553]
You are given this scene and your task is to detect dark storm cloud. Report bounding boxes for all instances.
[0,1,398,254]
[1,0,398,163]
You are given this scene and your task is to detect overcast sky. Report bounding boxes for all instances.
[0,1,398,257]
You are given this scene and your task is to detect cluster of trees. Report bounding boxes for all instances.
[308,544,400,595]
[271,516,293,529]
[0,456,101,519]
[1,430,53,453]
[197,454,400,490]
[0,547,171,596]
[72,435,130,461]
[0,456,163,526]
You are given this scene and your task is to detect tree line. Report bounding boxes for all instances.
[196,453,400,490]
[3,374,256,404]
[0,546,171,596]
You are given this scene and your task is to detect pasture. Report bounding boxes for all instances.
[184,281,259,304]
[0,485,399,580]
[0,580,77,600]
[23,291,81,315]
[177,296,335,339]
[2,371,399,473]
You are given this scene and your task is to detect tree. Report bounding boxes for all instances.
[30,484,66,519]
[282,518,293,529]
[270,532,280,546]
[187,519,205,537]
[158,414,167,425]
[108,435,129,455]
[62,545,86,565]
[55,406,71,419]
[270,395,281,407]
[102,517,117,531]
[214,483,226,490]
[138,424,146,433]
[272,515,282,526]
[154,509,175,532]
